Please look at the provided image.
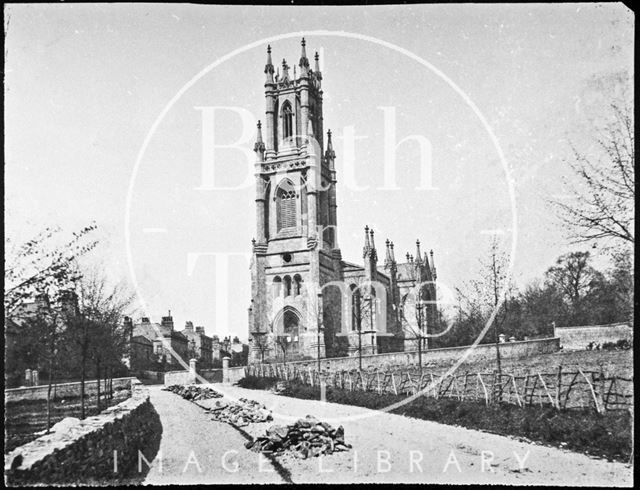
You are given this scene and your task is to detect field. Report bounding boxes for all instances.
[419,348,633,377]
[4,391,131,453]
[238,349,634,463]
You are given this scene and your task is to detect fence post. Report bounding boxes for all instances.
[555,365,562,410]
[511,376,523,407]
[477,373,489,405]
[579,368,602,413]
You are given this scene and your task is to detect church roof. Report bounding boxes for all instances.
[341,260,364,271]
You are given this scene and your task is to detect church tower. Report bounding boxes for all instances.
[249,39,342,363]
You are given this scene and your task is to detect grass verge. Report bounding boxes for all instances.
[236,375,632,463]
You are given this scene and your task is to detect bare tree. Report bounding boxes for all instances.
[456,237,513,388]
[553,101,634,246]
[67,268,136,417]
[251,331,270,363]
[274,335,291,364]
[4,224,98,314]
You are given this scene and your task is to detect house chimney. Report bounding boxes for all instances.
[195,326,205,335]
[141,317,150,324]
[184,321,194,333]
[161,312,174,330]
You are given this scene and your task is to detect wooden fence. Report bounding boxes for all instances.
[245,364,633,413]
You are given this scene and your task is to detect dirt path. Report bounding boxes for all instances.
[142,386,284,484]
[209,384,633,486]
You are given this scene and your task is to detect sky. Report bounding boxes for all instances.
[4,3,634,340]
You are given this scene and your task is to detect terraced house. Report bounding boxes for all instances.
[248,39,439,364]
[132,313,189,368]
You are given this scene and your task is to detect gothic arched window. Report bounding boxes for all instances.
[282,101,293,141]
[350,284,361,332]
[272,276,282,298]
[283,276,292,297]
[293,274,302,296]
[276,179,297,231]
[273,99,279,152]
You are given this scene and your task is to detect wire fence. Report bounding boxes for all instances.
[245,363,633,413]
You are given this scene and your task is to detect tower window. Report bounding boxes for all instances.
[283,276,292,297]
[282,102,293,141]
[293,274,302,296]
[272,276,282,298]
[276,179,297,231]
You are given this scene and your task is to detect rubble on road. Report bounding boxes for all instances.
[162,384,223,401]
[206,398,273,427]
[245,415,352,459]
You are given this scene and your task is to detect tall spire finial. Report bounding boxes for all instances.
[281,58,290,81]
[430,250,437,280]
[264,45,274,83]
[390,241,396,262]
[254,120,265,155]
[299,37,309,75]
[369,228,376,251]
[385,239,392,266]
[314,51,320,71]
[415,239,422,264]
[363,225,371,257]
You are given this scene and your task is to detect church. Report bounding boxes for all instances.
[247,39,438,364]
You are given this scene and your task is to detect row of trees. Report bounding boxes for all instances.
[5,225,136,429]
[428,245,633,351]
[428,96,634,353]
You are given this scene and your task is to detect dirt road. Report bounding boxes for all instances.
[146,384,632,485]
[142,386,285,484]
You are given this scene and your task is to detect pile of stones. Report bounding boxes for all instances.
[206,398,273,427]
[245,415,352,459]
[163,384,223,401]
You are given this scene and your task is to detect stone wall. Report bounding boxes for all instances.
[199,368,223,383]
[251,337,561,372]
[164,369,195,385]
[4,381,162,485]
[5,377,136,403]
[555,323,633,351]
[163,365,246,385]
[225,366,246,384]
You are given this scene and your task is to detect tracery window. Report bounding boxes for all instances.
[276,179,297,231]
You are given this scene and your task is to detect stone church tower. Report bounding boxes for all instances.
[248,39,439,364]
[248,39,340,363]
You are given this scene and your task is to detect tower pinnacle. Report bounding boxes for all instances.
[264,45,274,83]
[299,38,309,67]
[253,120,265,155]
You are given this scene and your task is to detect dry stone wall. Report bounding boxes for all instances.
[4,381,161,485]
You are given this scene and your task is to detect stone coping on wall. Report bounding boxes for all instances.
[5,377,136,402]
[4,380,147,477]
[252,337,561,368]
[555,322,631,330]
